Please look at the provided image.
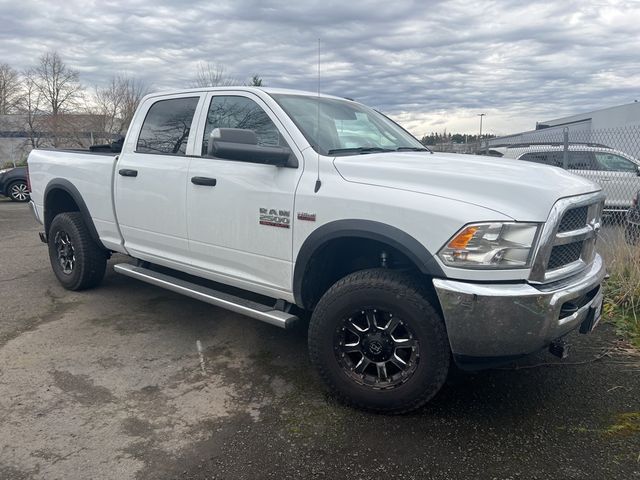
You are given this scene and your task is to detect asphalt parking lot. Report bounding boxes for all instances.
[1,198,639,480]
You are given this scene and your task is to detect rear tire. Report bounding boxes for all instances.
[308,269,450,414]
[8,180,30,202]
[48,212,107,290]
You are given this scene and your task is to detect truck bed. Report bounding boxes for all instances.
[27,149,124,252]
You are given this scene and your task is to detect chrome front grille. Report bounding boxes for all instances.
[530,192,605,283]
[557,206,588,233]
[547,241,584,270]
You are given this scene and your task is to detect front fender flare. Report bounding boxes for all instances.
[292,219,444,308]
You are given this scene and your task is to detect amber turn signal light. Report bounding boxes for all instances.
[447,226,478,249]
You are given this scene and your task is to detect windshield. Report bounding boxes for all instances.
[271,94,426,156]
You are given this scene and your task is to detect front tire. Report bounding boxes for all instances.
[48,212,107,290]
[8,180,30,202]
[308,269,450,414]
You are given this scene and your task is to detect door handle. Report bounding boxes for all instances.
[191,176,217,186]
[119,169,138,177]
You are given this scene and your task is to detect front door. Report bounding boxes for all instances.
[186,93,303,295]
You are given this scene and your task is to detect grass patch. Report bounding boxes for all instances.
[599,228,640,349]
[605,412,640,437]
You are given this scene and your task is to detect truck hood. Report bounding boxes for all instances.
[333,152,601,221]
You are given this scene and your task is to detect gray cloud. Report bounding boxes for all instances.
[1,0,639,135]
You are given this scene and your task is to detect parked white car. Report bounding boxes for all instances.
[26,87,606,412]
[501,143,640,213]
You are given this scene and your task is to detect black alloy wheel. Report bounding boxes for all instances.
[47,212,107,290]
[308,269,450,414]
[54,230,76,274]
[335,308,419,389]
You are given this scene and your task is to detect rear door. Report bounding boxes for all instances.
[519,151,563,167]
[565,150,601,188]
[115,94,203,266]
[186,92,303,295]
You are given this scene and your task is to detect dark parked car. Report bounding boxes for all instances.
[0,166,30,202]
[626,190,640,245]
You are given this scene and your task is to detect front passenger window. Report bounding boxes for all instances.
[595,153,637,172]
[202,96,287,156]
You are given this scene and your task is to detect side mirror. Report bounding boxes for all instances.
[208,128,297,167]
[636,165,640,176]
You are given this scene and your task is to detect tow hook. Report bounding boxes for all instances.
[38,232,48,244]
[549,338,570,359]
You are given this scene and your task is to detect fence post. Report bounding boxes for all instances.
[562,127,569,169]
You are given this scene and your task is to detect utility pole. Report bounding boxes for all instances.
[477,113,486,154]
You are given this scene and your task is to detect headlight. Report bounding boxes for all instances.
[439,222,540,269]
[0,168,12,175]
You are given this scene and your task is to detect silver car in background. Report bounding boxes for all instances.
[501,144,640,214]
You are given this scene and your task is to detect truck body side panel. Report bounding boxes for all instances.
[27,149,124,252]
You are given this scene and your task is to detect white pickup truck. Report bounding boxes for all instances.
[27,87,606,413]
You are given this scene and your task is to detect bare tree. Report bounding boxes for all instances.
[25,51,84,146]
[93,74,150,143]
[17,74,45,149]
[27,51,82,115]
[0,63,21,114]
[191,62,239,88]
[248,75,264,87]
[119,76,150,134]
[94,76,123,142]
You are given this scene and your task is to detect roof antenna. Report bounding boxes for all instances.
[314,38,322,193]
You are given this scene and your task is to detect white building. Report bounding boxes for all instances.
[489,101,640,157]
[536,101,640,132]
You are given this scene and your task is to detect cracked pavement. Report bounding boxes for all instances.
[0,199,639,480]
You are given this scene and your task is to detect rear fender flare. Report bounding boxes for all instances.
[44,178,105,249]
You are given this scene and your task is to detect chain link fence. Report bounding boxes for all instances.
[429,126,640,255]
[484,126,640,256]
[484,126,640,215]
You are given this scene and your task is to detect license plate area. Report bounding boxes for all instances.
[580,290,604,334]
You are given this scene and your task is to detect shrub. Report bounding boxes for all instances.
[599,227,640,348]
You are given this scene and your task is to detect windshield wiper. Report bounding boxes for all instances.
[327,147,395,156]
[395,146,429,152]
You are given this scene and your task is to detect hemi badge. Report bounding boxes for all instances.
[297,212,316,222]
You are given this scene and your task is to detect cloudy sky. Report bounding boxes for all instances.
[1,0,639,136]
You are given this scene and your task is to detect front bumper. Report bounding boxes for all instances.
[433,254,606,362]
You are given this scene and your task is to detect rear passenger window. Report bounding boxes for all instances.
[568,152,597,170]
[202,96,286,156]
[520,152,562,167]
[137,97,199,155]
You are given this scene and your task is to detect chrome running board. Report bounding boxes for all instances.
[113,263,298,329]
